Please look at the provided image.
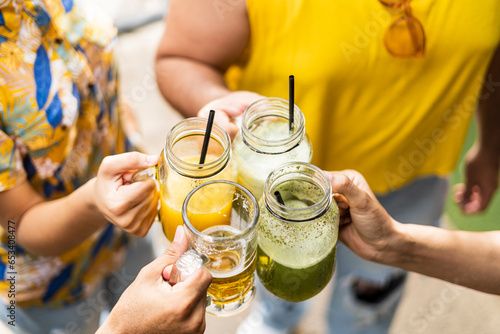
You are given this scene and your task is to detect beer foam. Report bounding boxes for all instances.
[202,224,241,236]
[198,225,252,278]
[210,260,254,279]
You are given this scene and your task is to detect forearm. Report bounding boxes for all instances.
[386,223,500,294]
[96,320,125,334]
[155,0,249,118]
[156,56,231,117]
[16,179,108,256]
[476,46,500,154]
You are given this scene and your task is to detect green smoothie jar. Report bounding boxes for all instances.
[256,162,339,302]
[232,98,312,200]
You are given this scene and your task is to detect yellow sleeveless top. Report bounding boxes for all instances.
[228,0,500,193]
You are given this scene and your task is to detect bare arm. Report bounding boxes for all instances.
[97,226,212,334]
[0,153,158,256]
[390,224,500,294]
[156,0,250,117]
[1,180,107,256]
[456,46,500,213]
[329,170,500,295]
[476,46,500,157]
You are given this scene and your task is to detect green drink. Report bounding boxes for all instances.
[257,244,336,302]
[256,163,339,302]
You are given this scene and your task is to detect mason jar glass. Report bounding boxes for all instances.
[256,162,339,302]
[232,97,312,199]
[169,180,259,317]
[132,118,237,241]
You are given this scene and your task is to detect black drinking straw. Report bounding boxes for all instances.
[289,75,294,133]
[274,191,285,206]
[199,110,215,165]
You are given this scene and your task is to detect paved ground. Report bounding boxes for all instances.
[117,21,500,334]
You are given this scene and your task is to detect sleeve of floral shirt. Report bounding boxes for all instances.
[0,0,118,194]
[0,64,34,192]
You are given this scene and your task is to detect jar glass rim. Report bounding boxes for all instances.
[264,162,332,222]
[241,97,306,154]
[182,180,260,243]
[165,117,231,177]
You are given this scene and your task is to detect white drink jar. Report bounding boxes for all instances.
[232,97,313,199]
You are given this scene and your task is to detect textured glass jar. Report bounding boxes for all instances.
[173,180,260,316]
[133,118,236,241]
[232,97,312,199]
[256,162,339,302]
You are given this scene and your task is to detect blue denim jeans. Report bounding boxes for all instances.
[253,176,449,334]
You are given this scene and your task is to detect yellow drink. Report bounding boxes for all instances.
[159,198,184,241]
[159,155,233,241]
[203,226,256,310]
[209,255,256,309]
[186,197,232,232]
[160,194,233,241]
[182,181,259,317]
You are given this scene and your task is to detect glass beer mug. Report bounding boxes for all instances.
[169,180,259,316]
[232,97,312,199]
[256,162,339,302]
[132,118,236,241]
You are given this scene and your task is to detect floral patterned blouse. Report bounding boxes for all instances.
[0,0,129,307]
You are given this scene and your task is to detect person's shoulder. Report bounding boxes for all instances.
[74,2,117,47]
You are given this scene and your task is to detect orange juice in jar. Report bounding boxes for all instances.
[133,118,236,242]
[159,153,233,240]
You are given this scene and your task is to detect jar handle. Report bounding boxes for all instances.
[169,249,208,285]
[131,165,157,183]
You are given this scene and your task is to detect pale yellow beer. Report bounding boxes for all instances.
[203,226,257,308]
[182,181,259,316]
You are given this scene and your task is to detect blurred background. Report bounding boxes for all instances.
[91,0,500,332]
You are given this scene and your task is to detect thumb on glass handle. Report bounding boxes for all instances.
[169,250,205,285]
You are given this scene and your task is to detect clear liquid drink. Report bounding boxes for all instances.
[232,98,312,199]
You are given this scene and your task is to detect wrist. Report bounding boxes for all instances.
[378,219,413,268]
[477,142,500,159]
[81,178,101,215]
[97,317,127,334]
[71,178,107,227]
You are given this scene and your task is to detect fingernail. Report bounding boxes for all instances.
[174,225,183,242]
[338,202,349,209]
[147,155,159,165]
